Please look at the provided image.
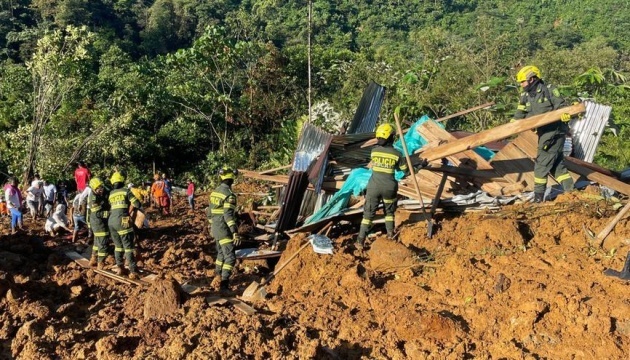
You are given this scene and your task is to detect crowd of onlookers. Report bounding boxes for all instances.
[1,161,197,236]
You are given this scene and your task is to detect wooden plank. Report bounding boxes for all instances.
[65,251,135,285]
[259,164,292,175]
[226,298,257,316]
[565,158,630,196]
[205,296,229,306]
[413,103,586,165]
[435,102,495,123]
[419,121,495,170]
[566,156,622,179]
[598,202,630,247]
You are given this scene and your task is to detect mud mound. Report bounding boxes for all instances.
[368,237,417,274]
[143,276,182,320]
[1,185,629,359]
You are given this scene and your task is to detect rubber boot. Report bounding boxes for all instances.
[112,265,128,276]
[533,192,544,203]
[89,253,98,267]
[355,237,365,251]
[604,251,630,280]
[219,280,230,296]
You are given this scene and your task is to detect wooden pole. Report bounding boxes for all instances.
[598,201,630,248]
[413,103,586,165]
[394,112,432,234]
[435,102,495,123]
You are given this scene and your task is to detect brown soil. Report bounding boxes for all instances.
[1,186,629,359]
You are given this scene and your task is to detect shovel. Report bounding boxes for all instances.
[242,221,333,301]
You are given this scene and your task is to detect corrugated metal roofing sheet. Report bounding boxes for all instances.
[569,101,611,163]
[347,81,385,134]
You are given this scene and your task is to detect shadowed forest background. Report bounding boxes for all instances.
[0,0,628,186]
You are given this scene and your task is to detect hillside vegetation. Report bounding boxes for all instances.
[1,0,629,184]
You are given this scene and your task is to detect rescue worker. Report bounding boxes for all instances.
[512,66,574,202]
[88,177,110,269]
[356,124,408,249]
[108,171,142,279]
[208,166,242,294]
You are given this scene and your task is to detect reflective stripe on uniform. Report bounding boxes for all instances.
[211,209,224,215]
[93,231,109,237]
[98,252,108,257]
[115,247,124,252]
[361,219,372,225]
[124,248,134,252]
[110,204,127,209]
[117,228,133,236]
[383,198,395,204]
[517,104,527,110]
[534,177,548,184]
[215,260,223,266]
[219,238,233,245]
[226,220,236,227]
[222,264,233,271]
[92,246,98,251]
[373,167,395,174]
[556,173,572,182]
[385,215,394,222]
[211,192,227,199]
[224,203,236,210]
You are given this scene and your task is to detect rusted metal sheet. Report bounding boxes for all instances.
[347,81,385,134]
[569,101,611,162]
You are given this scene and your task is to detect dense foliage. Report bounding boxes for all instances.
[0,0,628,186]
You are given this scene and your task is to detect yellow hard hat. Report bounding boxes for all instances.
[219,166,238,181]
[110,171,125,184]
[89,177,103,190]
[516,65,541,83]
[375,123,395,140]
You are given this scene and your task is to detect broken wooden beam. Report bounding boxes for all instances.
[413,103,586,165]
[565,158,630,196]
[598,201,630,248]
[566,156,622,179]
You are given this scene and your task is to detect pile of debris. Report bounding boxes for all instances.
[241,82,627,240]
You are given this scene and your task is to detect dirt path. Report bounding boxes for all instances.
[1,189,629,359]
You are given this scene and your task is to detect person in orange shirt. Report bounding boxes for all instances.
[150,174,170,215]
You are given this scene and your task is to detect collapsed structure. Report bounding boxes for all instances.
[242,82,625,237]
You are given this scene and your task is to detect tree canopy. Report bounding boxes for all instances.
[0,0,628,185]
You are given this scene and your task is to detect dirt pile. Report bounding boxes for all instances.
[143,276,182,320]
[0,189,629,359]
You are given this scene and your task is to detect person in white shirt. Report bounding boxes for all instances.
[43,180,57,217]
[71,192,89,242]
[45,204,71,236]
[26,180,43,219]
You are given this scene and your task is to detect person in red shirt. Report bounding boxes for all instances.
[186,178,195,210]
[74,161,91,192]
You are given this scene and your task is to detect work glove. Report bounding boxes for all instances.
[414,158,429,172]
[560,113,571,122]
[232,233,242,246]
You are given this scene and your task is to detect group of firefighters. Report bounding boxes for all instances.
[2,65,575,289]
